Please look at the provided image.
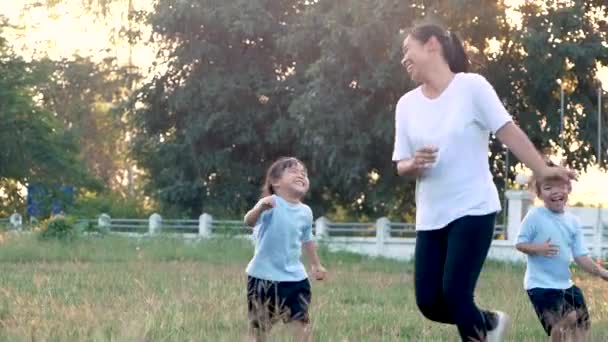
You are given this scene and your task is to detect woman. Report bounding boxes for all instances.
[392,23,574,341]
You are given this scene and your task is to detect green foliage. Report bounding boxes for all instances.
[39,217,79,240]
[0,21,100,213]
[0,179,25,217]
[67,191,149,219]
[33,56,139,191]
[130,0,607,219]
[131,0,302,217]
[0,47,95,185]
[11,1,607,219]
[495,0,608,171]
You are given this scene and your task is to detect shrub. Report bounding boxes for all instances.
[39,217,79,241]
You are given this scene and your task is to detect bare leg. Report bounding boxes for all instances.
[550,325,564,342]
[572,327,588,342]
[248,324,270,342]
[563,311,580,342]
[248,315,274,342]
[289,321,312,342]
[550,311,578,342]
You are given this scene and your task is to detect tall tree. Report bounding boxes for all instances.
[31,0,147,196]
[131,0,607,219]
[33,56,138,191]
[0,23,97,215]
[497,0,608,170]
[280,0,513,219]
[131,0,303,217]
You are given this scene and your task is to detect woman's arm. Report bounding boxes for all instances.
[396,146,438,178]
[496,122,576,181]
[495,122,547,175]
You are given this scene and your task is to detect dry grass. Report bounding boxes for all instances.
[0,234,607,341]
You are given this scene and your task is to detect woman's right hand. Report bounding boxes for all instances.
[413,146,439,170]
[396,146,439,177]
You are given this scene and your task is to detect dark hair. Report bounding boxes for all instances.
[532,159,566,195]
[409,24,469,73]
[261,157,307,198]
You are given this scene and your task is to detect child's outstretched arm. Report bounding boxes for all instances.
[574,256,608,281]
[303,241,327,280]
[571,221,608,279]
[243,196,275,227]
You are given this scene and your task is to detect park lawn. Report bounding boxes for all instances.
[0,234,607,341]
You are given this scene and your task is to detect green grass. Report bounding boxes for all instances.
[0,234,607,341]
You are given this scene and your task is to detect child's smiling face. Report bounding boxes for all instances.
[273,162,309,199]
[538,178,569,213]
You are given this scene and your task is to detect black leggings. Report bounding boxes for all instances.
[414,213,498,341]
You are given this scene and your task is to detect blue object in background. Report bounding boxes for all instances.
[27,184,74,218]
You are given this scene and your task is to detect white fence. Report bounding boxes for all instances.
[326,191,607,262]
[2,190,607,262]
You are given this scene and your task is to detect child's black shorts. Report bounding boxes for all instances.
[247,276,311,329]
[527,285,590,335]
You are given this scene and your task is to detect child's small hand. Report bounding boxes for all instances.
[256,196,275,212]
[536,238,559,257]
[311,264,327,281]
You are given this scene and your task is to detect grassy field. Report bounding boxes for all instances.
[0,233,607,341]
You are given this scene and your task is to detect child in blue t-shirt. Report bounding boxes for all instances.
[244,157,327,342]
[516,162,608,341]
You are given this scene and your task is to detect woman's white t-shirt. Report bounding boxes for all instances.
[392,73,512,231]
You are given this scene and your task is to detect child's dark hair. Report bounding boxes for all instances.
[409,23,469,73]
[261,157,307,198]
[531,159,565,196]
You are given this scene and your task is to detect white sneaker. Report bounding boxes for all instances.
[486,311,511,342]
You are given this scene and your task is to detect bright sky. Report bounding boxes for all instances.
[1,0,607,205]
[0,0,155,69]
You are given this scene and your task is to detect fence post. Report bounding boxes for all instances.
[98,213,111,233]
[199,213,212,237]
[593,207,603,258]
[315,217,329,240]
[149,213,162,235]
[376,217,391,256]
[505,190,534,244]
[9,213,22,231]
[601,207,608,260]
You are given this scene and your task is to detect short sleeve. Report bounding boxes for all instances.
[256,209,271,226]
[471,74,512,133]
[301,207,314,243]
[392,98,414,161]
[571,218,589,257]
[516,212,537,244]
